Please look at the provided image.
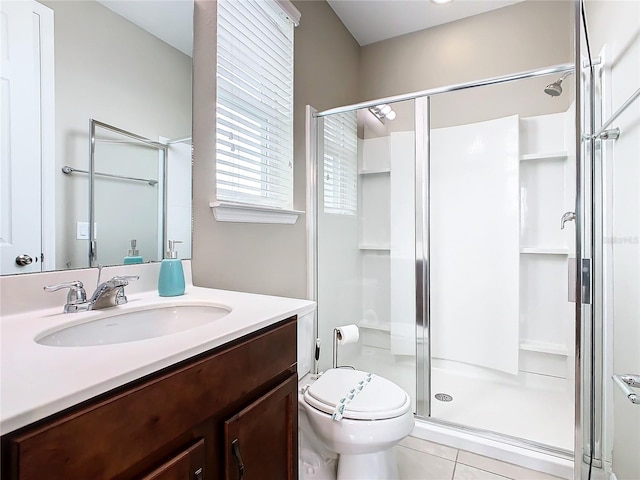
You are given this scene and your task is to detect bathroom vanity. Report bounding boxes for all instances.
[2,318,297,479]
[0,264,314,480]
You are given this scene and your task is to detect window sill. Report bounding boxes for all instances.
[210,201,304,225]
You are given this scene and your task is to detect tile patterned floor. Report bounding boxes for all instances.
[395,436,565,480]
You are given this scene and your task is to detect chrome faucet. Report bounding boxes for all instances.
[44,275,139,313]
[89,275,139,310]
[43,281,88,313]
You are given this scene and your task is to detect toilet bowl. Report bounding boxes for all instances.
[299,368,414,480]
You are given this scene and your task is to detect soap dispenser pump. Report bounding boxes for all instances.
[123,239,143,264]
[158,240,185,297]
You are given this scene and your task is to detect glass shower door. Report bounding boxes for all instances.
[316,100,417,410]
[425,74,577,452]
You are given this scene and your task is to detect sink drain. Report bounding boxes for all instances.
[434,393,453,402]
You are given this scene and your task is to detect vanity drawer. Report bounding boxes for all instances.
[4,317,297,480]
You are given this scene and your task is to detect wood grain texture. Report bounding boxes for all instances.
[3,317,297,480]
[224,373,298,480]
[140,438,205,480]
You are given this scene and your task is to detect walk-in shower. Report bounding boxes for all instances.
[309,64,577,477]
[307,2,640,479]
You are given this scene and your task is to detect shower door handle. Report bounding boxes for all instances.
[612,374,640,405]
[568,258,591,304]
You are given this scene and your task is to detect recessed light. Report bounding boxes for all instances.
[431,0,453,4]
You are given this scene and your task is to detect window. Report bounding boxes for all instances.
[323,112,358,215]
[215,0,298,212]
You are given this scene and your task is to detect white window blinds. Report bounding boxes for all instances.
[323,112,358,215]
[216,0,295,210]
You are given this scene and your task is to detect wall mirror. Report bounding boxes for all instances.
[0,0,193,275]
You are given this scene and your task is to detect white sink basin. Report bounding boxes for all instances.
[36,304,231,347]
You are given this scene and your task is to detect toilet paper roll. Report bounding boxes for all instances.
[335,324,359,345]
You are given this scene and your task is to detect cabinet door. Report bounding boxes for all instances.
[224,373,298,480]
[141,439,205,480]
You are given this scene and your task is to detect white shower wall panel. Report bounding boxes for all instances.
[390,131,416,355]
[519,255,572,352]
[430,115,520,375]
[519,113,565,155]
[361,251,390,328]
[520,159,568,248]
[359,173,390,247]
[360,135,390,172]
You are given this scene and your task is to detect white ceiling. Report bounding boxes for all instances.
[326,0,525,46]
[97,0,194,57]
[96,0,526,58]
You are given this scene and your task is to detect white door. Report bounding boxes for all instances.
[0,1,52,274]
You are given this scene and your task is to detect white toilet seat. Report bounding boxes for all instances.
[303,368,411,421]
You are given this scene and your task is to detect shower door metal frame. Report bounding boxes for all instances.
[413,63,582,461]
[415,96,430,417]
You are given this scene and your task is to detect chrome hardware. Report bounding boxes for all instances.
[592,87,640,140]
[580,259,591,305]
[561,211,576,229]
[89,275,139,310]
[568,258,592,304]
[613,374,640,405]
[231,439,245,480]
[62,165,158,186]
[194,467,203,480]
[15,254,33,266]
[44,281,88,313]
[333,328,339,369]
[619,374,640,388]
[597,127,620,141]
[44,275,138,313]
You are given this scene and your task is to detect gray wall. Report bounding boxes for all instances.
[360,0,574,128]
[192,0,575,298]
[192,0,360,298]
[360,0,574,101]
[45,0,192,269]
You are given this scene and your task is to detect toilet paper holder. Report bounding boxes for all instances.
[332,328,340,369]
[332,325,359,369]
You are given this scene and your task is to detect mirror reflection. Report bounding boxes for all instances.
[0,0,193,275]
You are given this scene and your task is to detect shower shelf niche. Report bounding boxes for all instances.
[519,151,568,162]
[358,168,391,175]
[519,341,569,357]
[358,244,390,251]
[517,110,575,380]
[520,247,569,255]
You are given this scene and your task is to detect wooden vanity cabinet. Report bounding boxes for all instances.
[224,374,297,480]
[1,317,298,480]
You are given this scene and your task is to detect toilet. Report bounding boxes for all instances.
[297,313,415,480]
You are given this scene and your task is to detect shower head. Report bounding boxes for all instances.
[544,81,564,97]
[544,71,573,97]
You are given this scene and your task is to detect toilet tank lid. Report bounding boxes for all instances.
[304,368,410,420]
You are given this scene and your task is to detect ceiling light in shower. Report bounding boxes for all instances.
[369,104,396,122]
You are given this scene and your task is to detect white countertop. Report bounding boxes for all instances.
[0,284,315,435]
